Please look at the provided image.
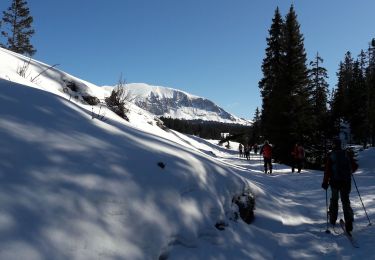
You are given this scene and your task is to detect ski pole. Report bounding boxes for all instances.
[325,189,330,233]
[351,173,372,226]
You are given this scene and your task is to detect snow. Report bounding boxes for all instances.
[1,47,375,259]
[102,82,251,125]
[106,82,201,100]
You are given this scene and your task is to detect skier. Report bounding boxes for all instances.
[291,142,305,173]
[260,140,272,174]
[244,144,250,160]
[253,143,259,154]
[238,143,243,158]
[321,138,358,233]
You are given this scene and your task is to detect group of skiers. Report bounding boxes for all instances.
[238,143,259,160]
[238,138,359,234]
[238,140,305,175]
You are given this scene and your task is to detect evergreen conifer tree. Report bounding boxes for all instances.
[259,7,284,144]
[331,52,354,136]
[308,52,329,147]
[259,5,313,164]
[277,5,312,163]
[1,0,36,56]
[251,107,262,144]
[0,21,4,48]
[348,52,367,145]
[366,39,375,146]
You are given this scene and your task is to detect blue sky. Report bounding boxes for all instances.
[1,0,374,119]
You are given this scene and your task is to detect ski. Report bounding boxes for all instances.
[329,224,340,235]
[339,219,359,248]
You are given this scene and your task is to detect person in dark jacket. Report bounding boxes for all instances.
[321,139,358,233]
[260,140,272,174]
[253,143,259,154]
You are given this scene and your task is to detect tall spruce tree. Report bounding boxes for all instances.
[259,5,313,164]
[366,39,375,146]
[277,5,312,163]
[1,0,36,56]
[258,7,284,145]
[348,52,368,145]
[331,52,354,136]
[251,107,262,144]
[308,52,329,147]
[0,21,3,47]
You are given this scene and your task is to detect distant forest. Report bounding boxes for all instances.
[160,117,252,142]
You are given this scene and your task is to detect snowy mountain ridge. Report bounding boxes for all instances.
[103,83,251,125]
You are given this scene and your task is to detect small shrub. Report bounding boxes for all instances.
[17,58,31,78]
[105,89,129,120]
[82,95,100,105]
[63,79,80,92]
[105,74,131,121]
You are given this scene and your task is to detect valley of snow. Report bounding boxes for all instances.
[1,47,374,259]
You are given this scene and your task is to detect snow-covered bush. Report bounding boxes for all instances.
[231,190,255,224]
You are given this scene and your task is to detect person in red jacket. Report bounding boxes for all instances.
[260,140,272,174]
[321,139,358,233]
[291,142,305,173]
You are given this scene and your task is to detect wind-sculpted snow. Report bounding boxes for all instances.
[0,80,247,259]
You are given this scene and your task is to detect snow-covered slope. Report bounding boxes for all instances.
[1,47,375,259]
[0,47,166,132]
[104,82,251,125]
[0,47,107,99]
[0,76,249,259]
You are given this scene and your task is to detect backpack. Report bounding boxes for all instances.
[330,150,352,181]
[262,144,272,159]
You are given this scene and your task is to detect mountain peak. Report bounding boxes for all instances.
[115,83,250,125]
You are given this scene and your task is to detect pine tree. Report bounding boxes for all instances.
[0,21,4,48]
[250,107,261,144]
[277,5,312,163]
[308,52,329,147]
[258,7,284,144]
[348,52,367,145]
[366,39,375,146]
[259,5,313,164]
[331,62,345,126]
[1,0,36,56]
[331,52,354,134]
